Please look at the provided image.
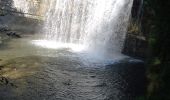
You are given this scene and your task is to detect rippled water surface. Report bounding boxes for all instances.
[0,35,146,100]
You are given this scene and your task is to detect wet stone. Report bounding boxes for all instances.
[6,32,21,38]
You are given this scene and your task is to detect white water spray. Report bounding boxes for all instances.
[12,0,134,58]
[42,0,133,57]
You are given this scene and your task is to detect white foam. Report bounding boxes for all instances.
[31,40,86,52]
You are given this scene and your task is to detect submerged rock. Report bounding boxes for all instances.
[6,32,21,38]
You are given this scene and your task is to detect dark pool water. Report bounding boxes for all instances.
[0,36,146,100]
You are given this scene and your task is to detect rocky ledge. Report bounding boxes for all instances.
[0,26,21,45]
[122,33,148,59]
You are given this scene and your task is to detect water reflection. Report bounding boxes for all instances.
[0,36,146,100]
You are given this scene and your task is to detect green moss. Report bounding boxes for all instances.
[142,0,170,99]
[150,58,161,66]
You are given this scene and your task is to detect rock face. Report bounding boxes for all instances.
[0,0,48,19]
[0,0,46,33]
[131,0,143,20]
[122,0,148,59]
[122,33,148,59]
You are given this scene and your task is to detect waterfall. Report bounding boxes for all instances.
[10,0,134,58]
[43,0,133,57]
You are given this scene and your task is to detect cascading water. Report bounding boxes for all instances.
[42,0,133,58]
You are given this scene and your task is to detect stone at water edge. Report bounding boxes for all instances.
[6,32,22,38]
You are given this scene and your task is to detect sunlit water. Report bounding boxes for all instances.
[0,34,127,64]
[0,36,145,100]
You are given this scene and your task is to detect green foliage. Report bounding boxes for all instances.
[148,37,156,48]
[143,0,170,99]
[151,58,161,66]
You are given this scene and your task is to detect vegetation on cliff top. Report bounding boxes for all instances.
[139,0,170,100]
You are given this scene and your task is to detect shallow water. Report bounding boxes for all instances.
[0,35,146,100]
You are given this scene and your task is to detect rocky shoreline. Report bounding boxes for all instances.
[0,26,22,45]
